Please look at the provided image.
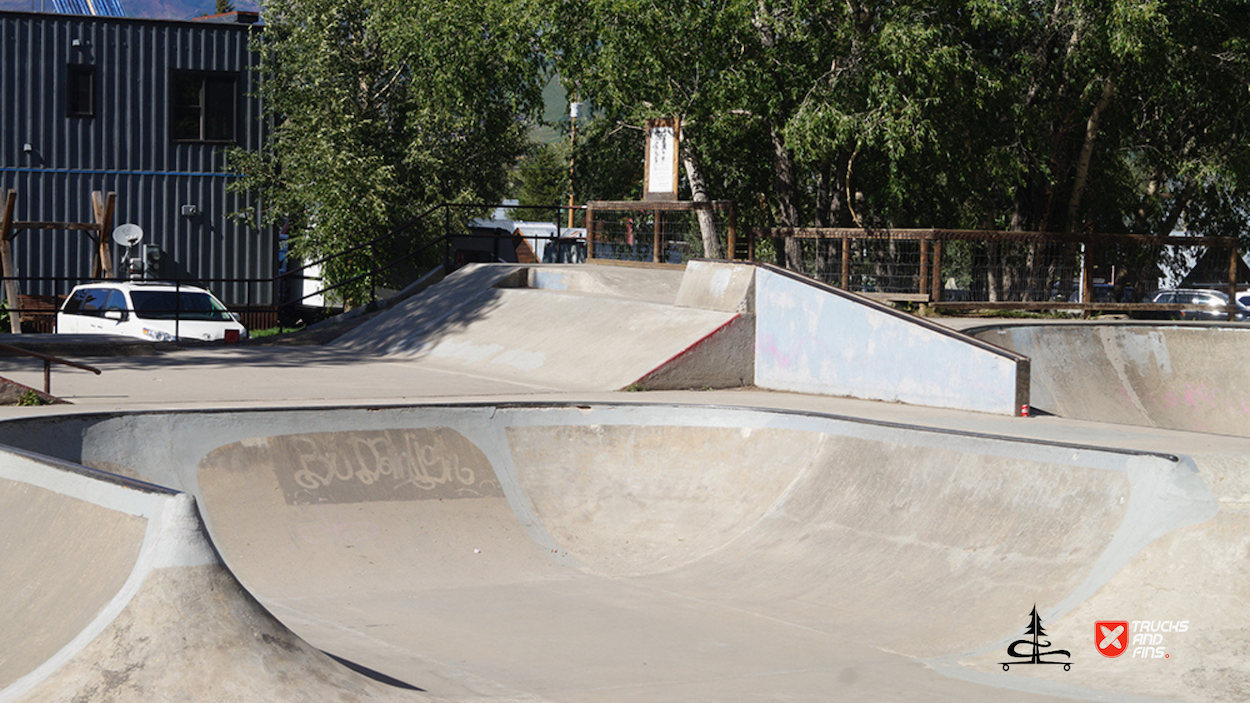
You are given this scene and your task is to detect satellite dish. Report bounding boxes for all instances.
[112,224,144,248]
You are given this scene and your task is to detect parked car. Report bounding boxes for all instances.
[57,281,248,342]
[1137,288,1249,321]
[1067,283,1136,303]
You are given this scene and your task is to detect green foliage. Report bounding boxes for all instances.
[234,0,1250,295]
[537,0,1250,285]
[216,0,235,12]
[16,390,49,407]
[510,143,568,223]
[229,0,545,305]
[248,325,304,339]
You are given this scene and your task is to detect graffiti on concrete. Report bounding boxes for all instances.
[264,428,502,505]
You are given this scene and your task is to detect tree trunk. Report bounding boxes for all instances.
[814,159,832,281]
[682,144,721,259]
[1065,76,1115,233]
[986,241,1003,302]
[770,124,803,271]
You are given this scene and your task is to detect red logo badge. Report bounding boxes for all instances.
[1096,621,1129,658]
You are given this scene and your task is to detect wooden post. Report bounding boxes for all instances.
[932,240,943,302]
[919,239,929,296]
[726,205,737,261]
[0,190,22,333]
[840,235,850,288]
[653,210,662,263]
[585,207,595,260]
[91,191,117,279]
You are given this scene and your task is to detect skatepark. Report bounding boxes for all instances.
[0,260,1247,702]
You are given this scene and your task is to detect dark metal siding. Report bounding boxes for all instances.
[0,11,272,306]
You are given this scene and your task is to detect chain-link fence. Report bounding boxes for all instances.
[751,228,1242,315]
[587,201,738,265]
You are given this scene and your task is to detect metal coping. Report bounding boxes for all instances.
[0,400,1183,465]
[0,441,178,495]
[959,320,1250,337]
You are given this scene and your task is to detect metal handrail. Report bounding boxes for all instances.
[0,341,101,395]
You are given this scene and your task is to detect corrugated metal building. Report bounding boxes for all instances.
[0,10,273,310]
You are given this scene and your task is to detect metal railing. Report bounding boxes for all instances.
[0,203,588,334]
[749,227,1245,320]
[0,341,101,395]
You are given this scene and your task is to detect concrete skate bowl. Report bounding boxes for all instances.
[969,323,1250,437]
[0,403,1242,702]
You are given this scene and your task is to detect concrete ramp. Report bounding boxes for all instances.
[970,323,1250,436]
[333,264,744,390]
[0,403,1238,701]
[334,260,1027,411]
[0,447,431,703]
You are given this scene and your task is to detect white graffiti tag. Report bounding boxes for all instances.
[290,430,480,494]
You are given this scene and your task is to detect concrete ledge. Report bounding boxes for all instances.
[674,259,755,312]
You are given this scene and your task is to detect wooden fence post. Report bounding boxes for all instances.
[0,190,22,333]
[653,210,662,263]
[919,239,929,297]
[91,191,117,279]
[585,207,595,260]
[840,235,850,288]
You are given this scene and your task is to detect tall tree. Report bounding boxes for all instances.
[228,0,543,305]
[539,0,767,259]
[511,142,568,224]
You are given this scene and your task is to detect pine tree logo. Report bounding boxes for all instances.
[1000,605,1072,671]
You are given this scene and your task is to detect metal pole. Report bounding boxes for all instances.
[1229,243,1238,322]
[568,98,579,230]
[1080,242,1092,317]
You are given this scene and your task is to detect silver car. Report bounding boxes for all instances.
[1143,288,1248,321]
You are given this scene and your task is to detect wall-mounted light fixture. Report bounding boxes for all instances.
[180,204,199,217]
[22,143,32,153]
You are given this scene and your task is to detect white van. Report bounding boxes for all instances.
[57,282,249,342]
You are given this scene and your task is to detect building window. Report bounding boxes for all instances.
[171,70,237,142]
[67,64,95,117]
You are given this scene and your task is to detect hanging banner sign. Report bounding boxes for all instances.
[644,117,680,201]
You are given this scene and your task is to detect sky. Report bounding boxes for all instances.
[0,0,259,20]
